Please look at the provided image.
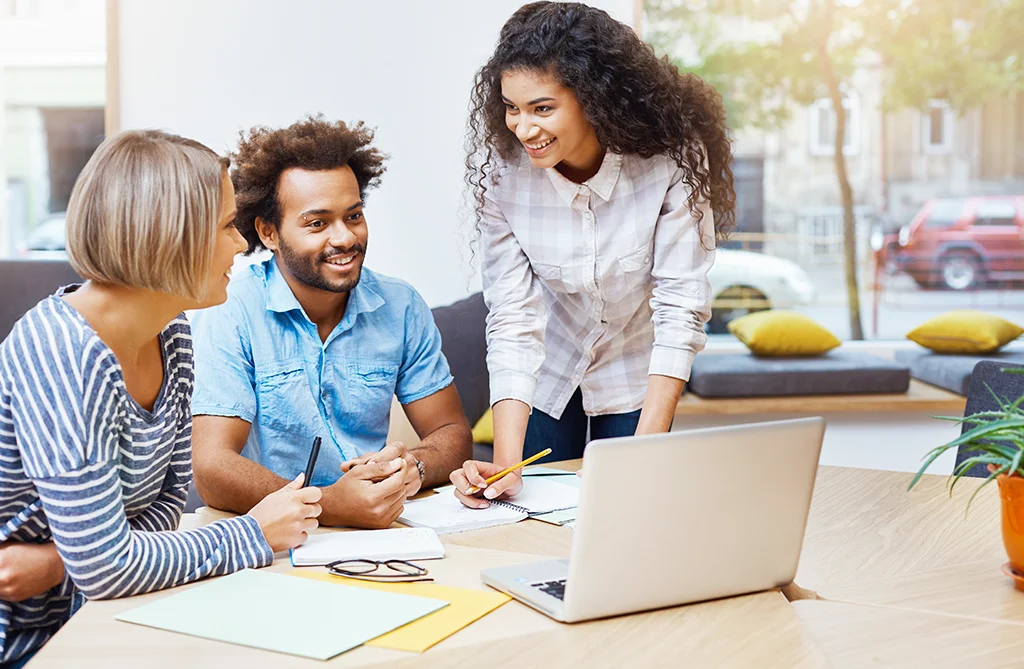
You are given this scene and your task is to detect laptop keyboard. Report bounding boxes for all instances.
[532,579,567,600]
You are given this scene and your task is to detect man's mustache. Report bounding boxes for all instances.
[319,244,366,261]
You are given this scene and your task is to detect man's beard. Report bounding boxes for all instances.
[277,237,366,294]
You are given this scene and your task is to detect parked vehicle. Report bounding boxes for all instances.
[707,249,816,334]
[20,213,68,259]
[887,196,1024,291]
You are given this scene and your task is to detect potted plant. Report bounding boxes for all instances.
[909,368,1024,587]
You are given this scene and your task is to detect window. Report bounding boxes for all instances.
[0,0,105,259]
[923,100,953,154]
[645,6,1024,343]
[923,198,969,228]
[974,200,1017,227]
[808,94,860,156]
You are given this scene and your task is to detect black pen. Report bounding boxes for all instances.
[302,437,321,488]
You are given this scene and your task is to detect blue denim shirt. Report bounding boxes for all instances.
[190,257,453,486]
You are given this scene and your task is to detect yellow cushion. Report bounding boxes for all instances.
[906,311,1024,354]
[727,310,841,357]
[471,408,494,444]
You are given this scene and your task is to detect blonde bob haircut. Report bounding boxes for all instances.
[66,129,229,301]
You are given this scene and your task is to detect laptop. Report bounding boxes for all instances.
[480,416,825,623]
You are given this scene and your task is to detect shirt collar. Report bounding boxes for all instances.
[264,256,386,324]
[265,257,303,314]
[544,151,624,205]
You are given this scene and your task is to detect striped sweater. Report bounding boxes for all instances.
[0,288,273,664]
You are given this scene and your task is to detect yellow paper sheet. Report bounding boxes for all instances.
[287,569,510,652]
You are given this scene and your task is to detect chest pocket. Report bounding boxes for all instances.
[532,260,586,296]
[255,363,315,432]
[616,245,654,294]
[344,361,399,438]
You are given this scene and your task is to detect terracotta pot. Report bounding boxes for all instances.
[997,473,1024,574]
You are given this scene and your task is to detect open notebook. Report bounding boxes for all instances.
[399,478,580,535]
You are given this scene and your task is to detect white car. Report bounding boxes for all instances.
[20,214,68,260]
[706,249,816,333]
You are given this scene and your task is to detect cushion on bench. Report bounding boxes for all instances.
[687,351,910,398]
[894,349,1024,396]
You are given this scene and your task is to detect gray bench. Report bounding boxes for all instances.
[894,349,1024,396]
[687,351,910,398]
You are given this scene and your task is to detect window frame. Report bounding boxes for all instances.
[922,100,954,154]
[807,93,861,157]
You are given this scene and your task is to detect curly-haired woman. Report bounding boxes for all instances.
[450,1,736,508]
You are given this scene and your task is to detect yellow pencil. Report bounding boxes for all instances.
[466,448,553,495]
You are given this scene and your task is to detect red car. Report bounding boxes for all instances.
[888,196,1024,290]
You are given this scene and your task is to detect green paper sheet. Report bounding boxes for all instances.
[115,569,448,660]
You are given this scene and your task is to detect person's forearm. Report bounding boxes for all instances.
[41,542,66,592]
[636,375,686,435]
[411,424,473,488]
[0,542,66,602]
[193,449,290,515]
[491,399,532,466]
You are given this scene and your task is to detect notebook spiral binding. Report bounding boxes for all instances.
[491,500,531,515]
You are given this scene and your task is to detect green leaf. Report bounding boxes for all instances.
[944,418,1024,450]
[909,442,959,490]
[1010,447,1024,479]
[966,464,1009,513]
[951,454,1020,497]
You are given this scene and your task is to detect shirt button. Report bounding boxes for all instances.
[644,256,651,264]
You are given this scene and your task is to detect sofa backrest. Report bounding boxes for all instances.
[955,360,1024,478]
[430,292,489,427]
[0,259,83,342]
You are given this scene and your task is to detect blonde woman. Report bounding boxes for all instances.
[0,130,321,668]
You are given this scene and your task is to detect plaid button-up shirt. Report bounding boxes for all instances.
[479,151,715,419]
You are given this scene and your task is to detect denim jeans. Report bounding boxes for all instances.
[523,388,644,461]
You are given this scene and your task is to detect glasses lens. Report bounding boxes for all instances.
[383,560,426,576]
[331,560,378,575]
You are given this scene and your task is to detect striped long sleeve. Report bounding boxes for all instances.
[1,298,274,619]
[31,463,271,599]
[126,410,192,533]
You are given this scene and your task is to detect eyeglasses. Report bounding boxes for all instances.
[325,559,433,583]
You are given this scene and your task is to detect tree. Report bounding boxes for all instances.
[647,0,1022,340]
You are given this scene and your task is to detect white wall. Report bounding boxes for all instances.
[116,0,634,307]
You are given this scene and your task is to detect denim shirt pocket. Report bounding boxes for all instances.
[344,360,399,438]
[255,362,314,432]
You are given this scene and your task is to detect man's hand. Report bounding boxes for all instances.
[322,458,409,528]
[0,542,65,602]
[450,460,524,509]
[341,442,421,498]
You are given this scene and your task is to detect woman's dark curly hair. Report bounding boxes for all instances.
[466,1,735,244]
[231,115,387,254]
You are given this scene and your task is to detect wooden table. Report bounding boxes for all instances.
[792,600,1024,669]
[28,463,1024,668]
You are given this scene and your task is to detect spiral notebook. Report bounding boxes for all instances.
[399,479,580,535]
